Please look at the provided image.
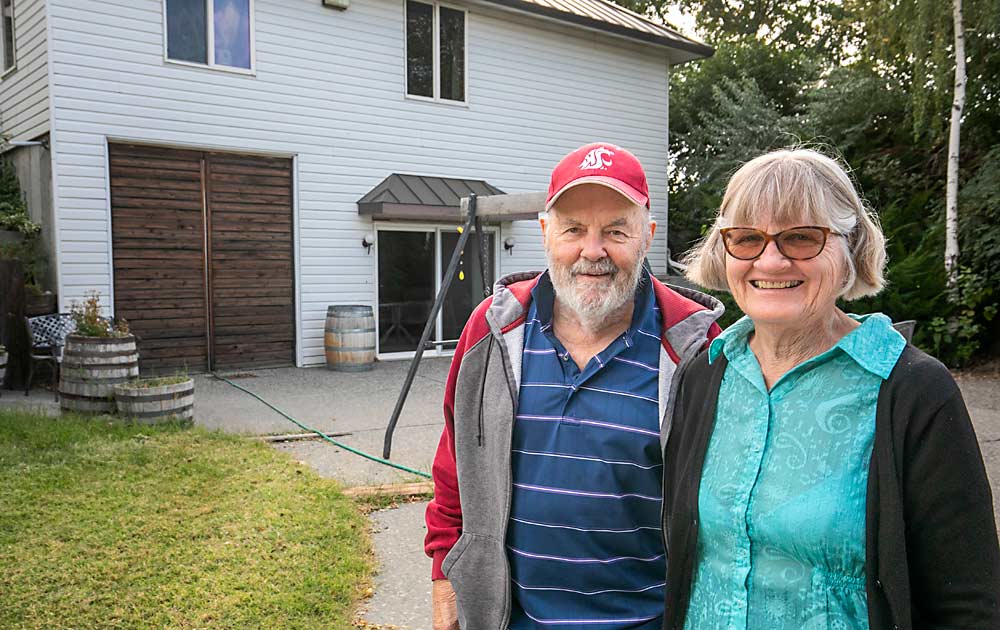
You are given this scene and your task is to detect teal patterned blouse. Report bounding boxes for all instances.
[684,313,906,630]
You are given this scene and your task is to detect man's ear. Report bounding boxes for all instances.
[539,216,548,246]
[645,219,657,252]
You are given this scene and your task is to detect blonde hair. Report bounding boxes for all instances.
[684,148,886,300]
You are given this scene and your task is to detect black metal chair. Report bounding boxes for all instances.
[25,313,76,400]
[893,319,916,343]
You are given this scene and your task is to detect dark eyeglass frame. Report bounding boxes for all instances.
[719,226,840,261]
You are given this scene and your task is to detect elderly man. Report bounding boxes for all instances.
[424,143,723,629]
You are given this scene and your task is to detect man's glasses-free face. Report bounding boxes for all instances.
[719,226,839,261]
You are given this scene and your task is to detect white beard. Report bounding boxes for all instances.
[547,251,646,329]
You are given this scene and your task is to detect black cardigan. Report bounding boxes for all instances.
[661,345,1000,630]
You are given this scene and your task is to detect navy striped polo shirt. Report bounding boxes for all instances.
[507,270,664,629]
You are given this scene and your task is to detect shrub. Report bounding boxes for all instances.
[70,292,130,338]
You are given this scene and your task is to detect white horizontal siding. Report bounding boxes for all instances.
[48,0,671,367]
[0,0,48,140]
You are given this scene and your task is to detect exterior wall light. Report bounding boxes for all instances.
[362,232,376,254]
[504,236,515,255]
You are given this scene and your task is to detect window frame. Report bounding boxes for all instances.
[0,0,16,78]
[162,0,257,75]
[403,0,468,106]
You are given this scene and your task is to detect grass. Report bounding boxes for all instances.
[0,410,373,629]
[119,375,192,389]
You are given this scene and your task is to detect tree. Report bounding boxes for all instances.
[945,0,966,292]
[619,0,850,59]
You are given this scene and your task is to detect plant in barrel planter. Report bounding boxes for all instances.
[114,374,194,424]
[59,292,138,414]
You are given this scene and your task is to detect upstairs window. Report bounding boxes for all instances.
[406,1,466,103]
[165,0,253,71]
[1,0,14,73]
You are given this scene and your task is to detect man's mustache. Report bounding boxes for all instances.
[570,258,619,277]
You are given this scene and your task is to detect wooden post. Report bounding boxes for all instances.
[0,260,27,390]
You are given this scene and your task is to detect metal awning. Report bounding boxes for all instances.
[357,174,539,222]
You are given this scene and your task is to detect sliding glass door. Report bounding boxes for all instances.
[376,226,497,357]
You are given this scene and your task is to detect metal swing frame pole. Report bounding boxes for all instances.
[382,193,482,459]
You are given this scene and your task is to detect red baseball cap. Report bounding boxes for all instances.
[545,142,650,211]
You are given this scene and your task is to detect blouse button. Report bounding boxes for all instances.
[875,579,883,589]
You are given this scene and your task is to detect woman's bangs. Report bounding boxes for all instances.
[724,166,829,229]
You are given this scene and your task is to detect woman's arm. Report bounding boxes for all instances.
[903,381,1000,628]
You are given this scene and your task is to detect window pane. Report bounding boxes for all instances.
[166,0,207,64]
[378,231,436,353]
[439,7,465,102]
[406,1,433,98]
[214,0,251,69]
[2,0,14,70]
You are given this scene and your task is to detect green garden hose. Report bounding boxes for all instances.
[212,373,432,480]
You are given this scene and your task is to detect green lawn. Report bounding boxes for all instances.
[0,410,373,629]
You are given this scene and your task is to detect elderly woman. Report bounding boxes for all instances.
[661,148,1000,630]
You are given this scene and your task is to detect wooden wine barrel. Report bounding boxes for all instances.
[115,379,194,424]
[59,334,139,414]
[324,305,376,371]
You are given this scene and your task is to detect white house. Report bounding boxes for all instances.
[0,0,710,372]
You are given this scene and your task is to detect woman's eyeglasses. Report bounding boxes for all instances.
[719,226,840,261]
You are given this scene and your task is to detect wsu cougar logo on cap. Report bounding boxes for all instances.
[579,147,615,171]
[546,142,650,211]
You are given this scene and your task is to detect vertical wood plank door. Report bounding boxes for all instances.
[205,153,296,370]
[110,144,210,373]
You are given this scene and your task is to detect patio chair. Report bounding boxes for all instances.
[893,319,916,343]
[25,313,77,400]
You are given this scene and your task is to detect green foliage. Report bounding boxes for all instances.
[0,410,373,628]
[621,0,851,58]
[627,0,1000,365]
[0,236,47,289]
[0,158,47,290]
[0,159,39,235]
[926,269,997,367]
[846,0,1000,145]
[668,40,817,253]
[69,291,131,338]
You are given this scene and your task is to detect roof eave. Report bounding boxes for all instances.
[473,0,713,64]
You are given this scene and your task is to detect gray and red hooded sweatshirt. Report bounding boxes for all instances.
[424,270,724,629]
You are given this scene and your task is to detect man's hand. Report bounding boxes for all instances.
[432,579,459,630]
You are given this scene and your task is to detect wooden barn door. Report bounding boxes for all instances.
[205,153,295,370]
[110,144,210,373]
[110,144,295,373]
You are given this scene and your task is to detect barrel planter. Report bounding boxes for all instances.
[114,378,194,424]
[59,334,139,414]
[25,291,58,316]
[324,305,376,371]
